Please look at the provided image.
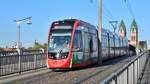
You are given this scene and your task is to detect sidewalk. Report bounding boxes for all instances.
[140,55,150,84]
[0,68,50,84]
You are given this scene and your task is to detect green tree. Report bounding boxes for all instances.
[0,47,3,51]
[28,43,46,50]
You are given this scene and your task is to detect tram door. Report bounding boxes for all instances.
[72,30,84,64]
[89,34,97,62]
[83,32,90,62]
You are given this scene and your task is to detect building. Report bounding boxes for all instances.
[119,19,148,52]
[138,41,147,51]
[3,48,16,51]
[130,19,138,47]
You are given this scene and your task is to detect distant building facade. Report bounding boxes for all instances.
[138,41,148,51]
[3,48,16,51]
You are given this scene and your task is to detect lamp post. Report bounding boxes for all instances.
[109,21,118,33]
[14,17,32,54]
[98,0,102,65]
[14,17,32,73]
[109,21,118,57]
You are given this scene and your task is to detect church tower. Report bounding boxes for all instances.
[130,19,138,47]
[119,19,126,37]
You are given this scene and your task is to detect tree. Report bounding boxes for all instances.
[29,42,46,50]
[0,47,3,51]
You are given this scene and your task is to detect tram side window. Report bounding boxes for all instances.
[92,35,98,51]
[102,35,107,48]
[115,37,119,47]
[84,33,90,52]
[111,37,114,48]
[73,31,82,51]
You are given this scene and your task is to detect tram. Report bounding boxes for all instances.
[47,19,128,69]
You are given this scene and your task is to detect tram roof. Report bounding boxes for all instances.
[52,19,97,29]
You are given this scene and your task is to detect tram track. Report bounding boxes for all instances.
[79,55,136,84]
[53,55,135,84]
[75,65,112,84]
[41,55,136,84]
[0,68,68,84]
[18,70,69,84]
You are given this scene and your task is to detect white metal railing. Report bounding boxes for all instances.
[0,50,46,76]
[100,50,149,84]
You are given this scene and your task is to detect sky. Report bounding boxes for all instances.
[0,0,149,48]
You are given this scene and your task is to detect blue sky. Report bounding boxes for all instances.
[0,0,149,48]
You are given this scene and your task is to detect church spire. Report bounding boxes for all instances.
[130,19,138,47]
[131,18,138,31]
[119,19,126,37]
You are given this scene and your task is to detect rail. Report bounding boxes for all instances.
[0,50,46,76]
[100,50,150,84]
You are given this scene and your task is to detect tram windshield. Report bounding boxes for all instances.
[48,29,71,53]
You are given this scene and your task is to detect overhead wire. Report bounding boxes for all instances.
[89,0,136,21]
[102,4,115,20]
[89,0,115,22]
[123,0,135,17]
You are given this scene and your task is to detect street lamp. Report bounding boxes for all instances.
[14,17,32,53]
[14,17,32,73]
[98,0,102,65]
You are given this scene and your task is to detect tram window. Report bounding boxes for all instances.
[73,31,82,51]
[84,33,89,52]
[93,35,98,51]
[102,35,106,47]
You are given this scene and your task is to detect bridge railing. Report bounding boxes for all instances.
[0,50,46,76]
[100,50,150,84]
